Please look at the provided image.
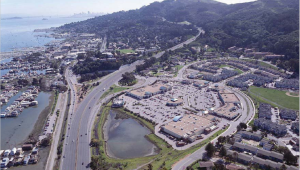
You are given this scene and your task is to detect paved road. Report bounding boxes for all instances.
[172,86,255,170]
[60,28,204,170]
[45,92,68,170]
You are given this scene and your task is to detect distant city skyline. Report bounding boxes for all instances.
[1,0,256,17]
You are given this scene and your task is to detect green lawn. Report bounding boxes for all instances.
[234,68,243,74]
[100,85,130,99]
[249,86,299,110]
[218,65,243,74]
[219,64,231,68]
[117,49,135,54]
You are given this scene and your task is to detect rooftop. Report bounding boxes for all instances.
[163,115,213,138]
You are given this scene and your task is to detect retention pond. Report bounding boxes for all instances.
[104,109,158,159]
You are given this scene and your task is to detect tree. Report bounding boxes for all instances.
[284,149,297,165]
[58,85,68,92]
[252,125,258,132]
[280,164,287,170]
[232,152,238,163]
[219,146,227,157]
[119,72,136,86]
[217,136,225,144]
[213,164,225,170]
[253,164,259,170]
[18,79,29,86]
[239,122,247,129]
[205,143,215,157]
[90,138,100,147]
[41,136,51,146]
[147,163,153,170]
[32,78,39,86]
[236,125,242,131]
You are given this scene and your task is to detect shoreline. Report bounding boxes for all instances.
[22,91,55,144]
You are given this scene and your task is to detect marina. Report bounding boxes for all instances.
[1,91,51,149]
[1,86,39,117]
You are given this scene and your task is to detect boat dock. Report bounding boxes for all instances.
[1,86,39,118]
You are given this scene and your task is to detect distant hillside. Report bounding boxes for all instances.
[58,0,299,73]
[2,17,23,20]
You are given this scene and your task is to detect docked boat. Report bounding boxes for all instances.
[21,101,31,107]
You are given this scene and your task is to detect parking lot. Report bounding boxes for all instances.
[122,81,222,124]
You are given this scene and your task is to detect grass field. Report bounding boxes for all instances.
[117,49,135,54]
[248,86,299,110]
[100,85,130,99]
[218,65,243,74]
[234,68,243,74]
[92,100,228,170]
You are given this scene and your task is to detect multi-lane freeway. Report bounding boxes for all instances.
[59,28,204,170]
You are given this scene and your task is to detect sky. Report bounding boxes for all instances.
[1,0,256,17]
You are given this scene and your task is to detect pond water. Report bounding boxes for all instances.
[105,110,157,159]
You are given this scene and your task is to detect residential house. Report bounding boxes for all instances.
[237,131,262,141]
[258,103,272,119]
[254,118,287,137]
[198,161,214,170]
[237,153,252,165]
[279,109,298,121]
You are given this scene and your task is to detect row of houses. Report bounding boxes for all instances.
[224,143,298,170]
[254,118,287,137]
[279,109,298,121]
[258,103,272,119]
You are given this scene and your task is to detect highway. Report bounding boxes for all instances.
[60,28,204,170]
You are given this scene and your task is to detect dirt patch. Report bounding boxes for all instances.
[286,92,299,97]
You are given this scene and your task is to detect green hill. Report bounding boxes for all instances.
[57,0,299,73]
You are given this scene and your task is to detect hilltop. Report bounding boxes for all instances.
[57,0,299,73]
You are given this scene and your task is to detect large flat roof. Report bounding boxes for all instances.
[220,93,239,103]
[163,114,213,138]
[215,103,238,118]
[129,82,170,97]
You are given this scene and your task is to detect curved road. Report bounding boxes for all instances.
[172,86,255,170]
[60,28,204,170]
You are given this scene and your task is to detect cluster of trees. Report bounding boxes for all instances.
[73,57,121,75]
[119,72,136,86]
[58,7,197,51]
[136,57,157,73]
[58,0,299,74]
[79,71,110,83]
[25,52,42,63]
